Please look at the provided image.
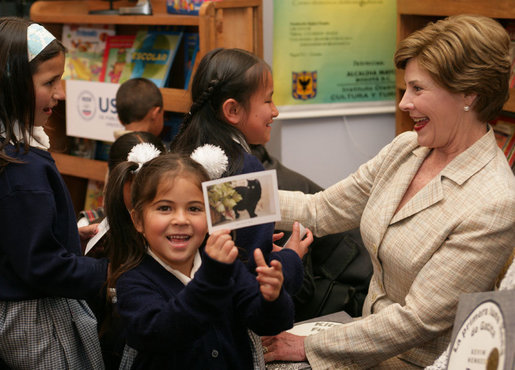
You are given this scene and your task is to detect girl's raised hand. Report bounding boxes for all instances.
[205,229,239,264]
[271,231,284,252]
[254,248,284,302]
[284,221,313,259]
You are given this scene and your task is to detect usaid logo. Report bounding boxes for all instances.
[77,90,96,121]
[66,80,122,142]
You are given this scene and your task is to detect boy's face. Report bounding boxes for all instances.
[237,70,279,145]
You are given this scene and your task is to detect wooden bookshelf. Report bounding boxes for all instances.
[30,0,263,214]
[51,152,108,183]
[396,0,515,134]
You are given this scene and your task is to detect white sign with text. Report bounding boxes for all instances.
[66,80,123,142]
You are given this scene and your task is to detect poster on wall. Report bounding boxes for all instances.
[273,0,397,115]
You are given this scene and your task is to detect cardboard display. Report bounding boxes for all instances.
[447,290,515,370]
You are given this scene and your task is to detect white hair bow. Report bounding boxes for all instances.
[190,144,228,179]
[127,143,162,173]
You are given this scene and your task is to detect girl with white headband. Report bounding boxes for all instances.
[0,17,108,369]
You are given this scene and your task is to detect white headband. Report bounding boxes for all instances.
[27,23,56,62]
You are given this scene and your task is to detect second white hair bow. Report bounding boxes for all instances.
[190,144,228,179]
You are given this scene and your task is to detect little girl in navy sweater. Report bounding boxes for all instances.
[104,149,294,369]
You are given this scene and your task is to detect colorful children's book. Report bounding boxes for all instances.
[62,24,115,81]
[120,29,183,88]
[94,140,113,161]
[166,0,222,15]
[183,32,199,89]
[83,179,105,211]
[491,114,515,166]
[504,134,515,166]
[100,35,136,83]
[70,137,96,159]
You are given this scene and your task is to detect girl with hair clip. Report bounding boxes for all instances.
[170,47,313,295]
[103,146,295,369]
[0,17,108,368]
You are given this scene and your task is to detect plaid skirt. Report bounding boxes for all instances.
[0,297,104,369]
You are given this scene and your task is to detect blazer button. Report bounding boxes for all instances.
[211,349,219,358]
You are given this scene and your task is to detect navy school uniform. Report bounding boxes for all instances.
[116,250,294,370]
[0,143,108,368]
[234,151,304,295]
[0,144,108,301]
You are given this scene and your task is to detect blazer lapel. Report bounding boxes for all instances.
[390,127,498,224]
[373,145,429,238]
[390,175,443,224]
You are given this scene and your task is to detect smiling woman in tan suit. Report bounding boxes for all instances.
[262,15,515,369]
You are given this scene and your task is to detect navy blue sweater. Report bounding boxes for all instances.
[0,144,108,300]
[235,152,304,294]
[116,251,294,369]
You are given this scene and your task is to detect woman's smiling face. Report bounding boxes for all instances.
[398,58,470,151]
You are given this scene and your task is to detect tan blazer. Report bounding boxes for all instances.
[277,129,515,369]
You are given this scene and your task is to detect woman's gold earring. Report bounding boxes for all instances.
[464,105,470,112]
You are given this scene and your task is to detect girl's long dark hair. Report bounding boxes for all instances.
[0,17,64,170]
[104,161,145,290]
[170,48,271,175]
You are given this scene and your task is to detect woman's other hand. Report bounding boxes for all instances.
[262,331,307,362]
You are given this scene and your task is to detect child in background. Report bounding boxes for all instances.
[170,48,313,294]
[77,131,166,228]
[114,77,165,139]
[104,151,295,368]
[0,17,108,368]
[78,132,165,369]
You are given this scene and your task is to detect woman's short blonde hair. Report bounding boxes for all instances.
[394,14,511,122]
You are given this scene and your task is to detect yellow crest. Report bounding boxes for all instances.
[292,71,317,100]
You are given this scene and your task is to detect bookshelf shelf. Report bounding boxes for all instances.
[396,0,515,134]
[30,0,263,213]
[397,0,514,18]
[30,1,201,26]
[51,152,108,182]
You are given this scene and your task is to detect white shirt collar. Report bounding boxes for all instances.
[232,134,251,153]
[147,248,202,285]
[0,122,50,150]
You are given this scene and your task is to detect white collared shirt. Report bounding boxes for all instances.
[0,122,50,150]
[147,248,202,285]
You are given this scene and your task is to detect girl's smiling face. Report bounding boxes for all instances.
[32,52,65,127]
[236,70,279,145]
[132,174,207,277]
